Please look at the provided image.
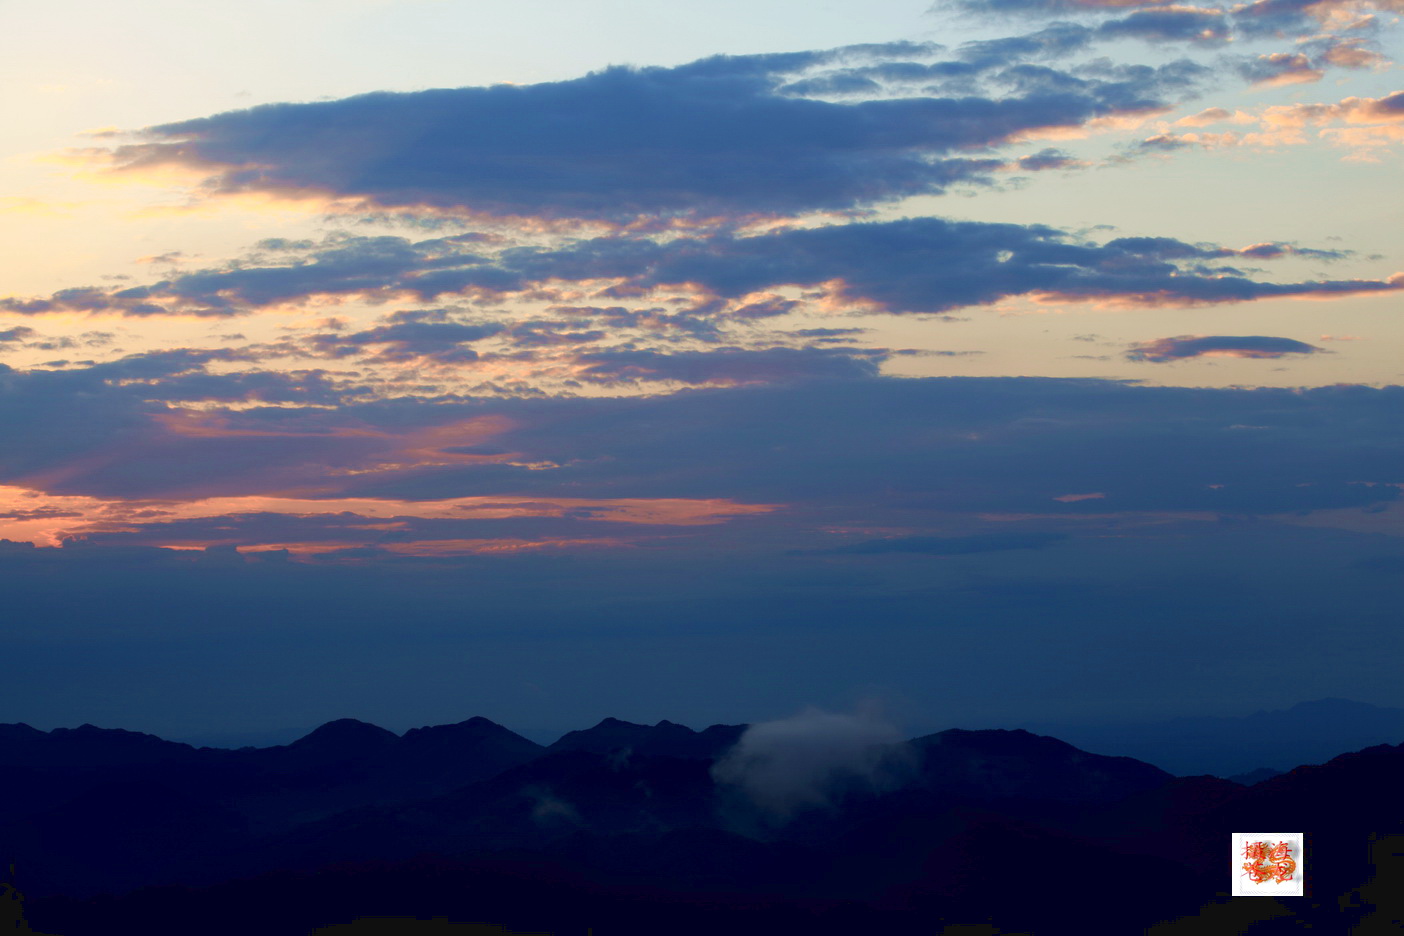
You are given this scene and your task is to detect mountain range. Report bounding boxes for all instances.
[1019,697,1404,777]
[3,708,1402,935]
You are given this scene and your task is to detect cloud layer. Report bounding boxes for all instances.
[92,41,1213,224]
[6,221,1396,322]
[3,366,1400,556]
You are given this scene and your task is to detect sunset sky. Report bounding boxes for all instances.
[3,0,1401,745]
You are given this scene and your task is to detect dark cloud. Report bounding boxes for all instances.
[0,353,370,493]
[1101,236,1231,259]
[1229,0,1322,40]
[431,379,1402,515]
[17,214,1392,322]
[308,319,504,364]
[947,0,1332,37]
[1102,237,1348,262]
[515,219,1400,314]
[0,507,83,520]
[0,361,166,483]
[729,296,803,319]
[571,347,887,386]
[95,44,1210,224]
[1236,52,1322,86]
[1370,90,1404,116]
[957,23,1097,69]
[62,510,653,552]
[793,328,868,339]
[1125,335,1327,362]
[1237,243,1350,261]
[948,0,1398,64]
[1127,133,1197,155]
[0,235,456,317]
[950,0,1170,15]
[546,306,724,342]
[1225,0,1397,49]
[0,234,511,318]
[0,326,37,344]
[1304,36,1390,71]
[1096,8,1231,46]
[1012,148,1082,171]
[504,321,610,349]
[7,364,1402,517]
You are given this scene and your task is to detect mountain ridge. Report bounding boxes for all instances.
[1017,696,1404,777]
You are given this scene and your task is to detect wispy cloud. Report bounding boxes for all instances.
[1125,334,1327,361]
[7,220,1395,322]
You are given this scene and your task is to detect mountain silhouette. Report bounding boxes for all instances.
[906,728,1173,801]
[286,719,401,756]
[1022,697,1404,777]
[6,712,1404,935]
[546,718,744,761]
[0,715,542,895]
[0,723,199,769]
[1225,766,1283,785]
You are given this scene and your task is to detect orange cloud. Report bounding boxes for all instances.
[1137,91,1404,157]
[0,483,776,551]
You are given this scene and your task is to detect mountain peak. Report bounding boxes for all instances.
[400,716,537,746]
[906,726,1172,802]
[49,723,188,746]
[0,722,44,740]
[549,717,743,761]
[291,718,398,748]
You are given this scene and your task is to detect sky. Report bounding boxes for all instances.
[2,0,1401,746]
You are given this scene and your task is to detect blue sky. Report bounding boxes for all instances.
[1,0,1401,742]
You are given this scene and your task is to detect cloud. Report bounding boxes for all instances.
[0,234,461,317]
[87,44,1212,224]
[522,220,1399,314]
[951,0,1185,15]
[947,0,1400,79]
[13,216,1394,323]
[4,365,1402,522]
[1096,8,1232,46]
[1238,52,1324,87]
[520,784,583,827]
[1123,90,1404,158]
[1315,37,1390,70]
[1011,147,1087,170]
[956,22,1098,68]
[55,510,652,555]
[1174,106,1239,127]
[0,327,37,344]
[307,315,504,364]
[711,705,908,823]
[570,346,887,386]
[1125,334,1327,361]
[247,377,1403,528]
[1228,0,1401,40]
[1100,235,1348,262]
[953,0,1402,31]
